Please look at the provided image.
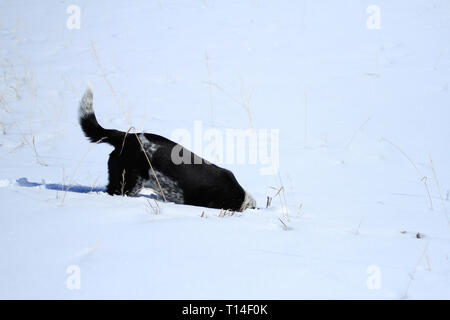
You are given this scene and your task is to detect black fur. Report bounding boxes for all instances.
[78,87,256,211]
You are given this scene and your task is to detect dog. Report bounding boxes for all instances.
[78,86,256,211]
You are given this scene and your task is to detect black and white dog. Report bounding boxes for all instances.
[79,87,256,211]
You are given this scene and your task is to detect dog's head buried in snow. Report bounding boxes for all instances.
[78,86,257,211]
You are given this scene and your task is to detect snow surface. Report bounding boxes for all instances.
[0,0,449,299]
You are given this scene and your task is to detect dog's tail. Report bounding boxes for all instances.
[79,86,124,147]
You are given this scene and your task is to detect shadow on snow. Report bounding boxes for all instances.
[16,177,162,200]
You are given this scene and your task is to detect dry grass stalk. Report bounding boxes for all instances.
[61,168,66,197]
[153,199,160,212]
[355,217,363,235]
[120,169,126,196]
[268,183,289,220]
[266,196,272,208]
[56,168,66,200]
[218,209,235,217]
[0,90,11,113]
[403,240,430,298]
[272,186,283,197]
[298,203,303,216]
[0,122,7,135]
[203,52,221,163]
[278,218,289,231]
[32,136,47,166]
[90,41,131,126]
[90,176,99,193]
[5,141,25,156]
[429,155,449,225]
[146,199,160,215]
[303,87,307,148]
[0,121,32,159]
[61,137,106,205]
[203,80,254,128]
[83,238,102,257]
[277,173,290,222]
[381,138,433,210]
[204,50,215,127]
[345,117,371,149]
[425,254,432,272]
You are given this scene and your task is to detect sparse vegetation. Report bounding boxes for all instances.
[381,137,433,210]
[203,79,255,129]
[403,241,430,299]
[429,155,449,225]
[91,41,132,126]
[60,137,106,205]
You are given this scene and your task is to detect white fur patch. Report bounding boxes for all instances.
[240,191,257,211]
[138,134,159,155]
[79,85,94,118]
[143,169,184,204]
[136,134,183,203]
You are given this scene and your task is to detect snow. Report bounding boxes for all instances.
[0,0,449,299]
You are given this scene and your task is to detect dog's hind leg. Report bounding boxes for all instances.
[106,152,143,196]
[106,152,122,195]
